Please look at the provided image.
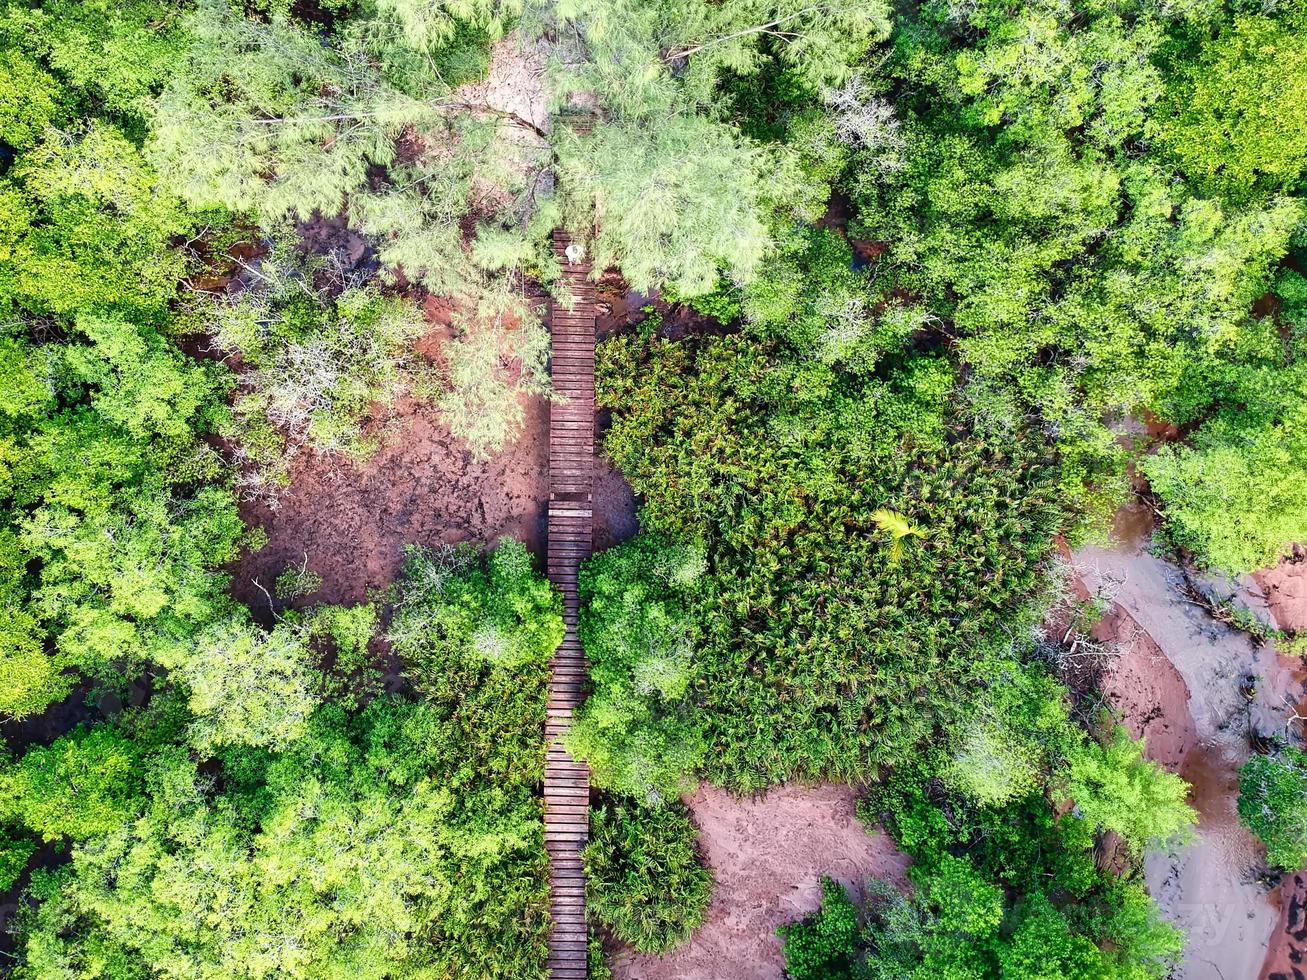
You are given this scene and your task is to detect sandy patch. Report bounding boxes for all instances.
[610,783,909,980]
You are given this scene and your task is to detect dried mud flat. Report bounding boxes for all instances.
[229,396,638,612]
[610,783,909,980]
[229,394,551,609]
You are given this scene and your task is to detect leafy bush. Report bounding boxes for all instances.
[1064,726,1195,853]
[1239,746,1307,871]
[275,561,324,602]
[1152,14,1307,201]
[178,615,321,753]
[555,117,771,297]
[390,538,563,674]
[0,725,142,843]
[387,538,559,787]
[1142,397,1307,573]
[566,534,707,803]
[206,262,428,480]
[778,876,861,980]
[941,661,1081,809]
[0,822,35,892]
[583,799,712,953]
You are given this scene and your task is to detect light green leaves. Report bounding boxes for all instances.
[871,507,928,563]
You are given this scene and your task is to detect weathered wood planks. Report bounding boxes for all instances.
[545,229,595,979]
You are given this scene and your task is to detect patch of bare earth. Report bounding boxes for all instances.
[1255,545,1307,636]
[1096,601,1197,771]
[228,392,550,610]
[609,783,909,980]
[1258,544,1307,980]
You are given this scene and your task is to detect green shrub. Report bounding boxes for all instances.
[1143,399,1307,574]
[390,538,563,675]
[584,799,712,954]
[178,615,321,753]
[567,535,707,803]
[0,822,35,892]
[778,877,861,980]
[1239,747,1307,871]
[1152,15,1307,201]
[0,725,142,842]
[388,538,558,787]
[275,562,324,602]
[206,266,428,480]
[1065,726,1195,852]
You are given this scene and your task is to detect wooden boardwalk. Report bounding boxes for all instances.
[544,229,595,980]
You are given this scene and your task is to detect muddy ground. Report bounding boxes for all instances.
[229,392,551,609]
[609,783,909,980]
[229,393,638,612]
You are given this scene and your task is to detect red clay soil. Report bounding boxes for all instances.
[1096,602,1197,771]
[1255,545,1307,636]
[1263,873,1307,980]
[609,783,910,980]
[1259,548,1307,980]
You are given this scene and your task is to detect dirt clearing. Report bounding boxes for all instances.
[609,783,909,980]
[229,393,550,610]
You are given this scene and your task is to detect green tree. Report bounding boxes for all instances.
[555,116,771,297]
[1239,746,1307,871]
[0,725,142,843]
[1143,396,1307,573]
[178,616,321,753]
[1065,727,1196,852]
[1153,14,1307,201]
[12,700,550,979]
[389,538,563,674]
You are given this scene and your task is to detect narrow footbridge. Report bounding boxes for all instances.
[544,228,595,979]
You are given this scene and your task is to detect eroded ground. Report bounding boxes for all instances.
[610,783,909,980]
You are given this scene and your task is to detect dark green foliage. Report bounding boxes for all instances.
[1239,746,1307,871]
[0,820,35,892]
[784,839,1183,980]
[583,798,712,953]
[597,331,1064,790]
[778,877,861,980]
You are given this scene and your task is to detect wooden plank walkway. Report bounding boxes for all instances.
[544,228,595,980]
